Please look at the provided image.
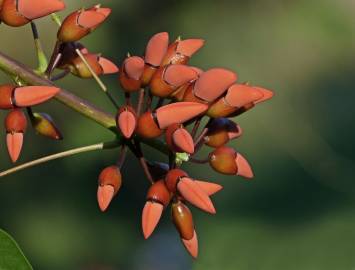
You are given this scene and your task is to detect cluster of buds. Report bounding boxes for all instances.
[0,2,273,259]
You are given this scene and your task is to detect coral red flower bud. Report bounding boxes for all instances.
[70,53,102,78]
[165,123,194,154]
[182,230,198,258]
[116,106,137,139]
[5,109,27,162]
[136,111,163,139]
[194,180,223,196]
[142,180,171,238]
[204,118,242,148]
[150,65,198,98]
[155,102,208,129]
[165,169,215,214]
[58,5,111,42]
[98,57,119,74]
[30,112,63,140]
[161,38,205,66]
[252,86,274,104]
[0,85,60,109]
[119,56,144,92]
[97,165,122,212]
[172,201,194,240]
[141,32,169,86]
[183,68,237,104]
[0,0,65,27]
[209,146,253,178]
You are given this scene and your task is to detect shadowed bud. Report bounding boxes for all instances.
[161,38,205,66]
[165,169,215,214]
[97,165,122,212]
[119,56,144,92]
[5,109,27,162]
[165,123,194,154]
[30,112,63,140]
[183,68,237,104]
[0,85,60,109]
[58,5,111,42]
[150,65,198,98]
[194,180,223,196]
[116,106,137,138]
[136,111,163,139]
[0,0,65,27]
[172,201,194,240]
[142,180,171,238]
[142,32,169,86]
[155,102,208,129]
[205,118,242,148]
[209,146,253,178]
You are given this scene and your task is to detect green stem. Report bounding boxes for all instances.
[30,22,49,74]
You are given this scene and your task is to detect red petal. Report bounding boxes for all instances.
[177,177,216,214]
[6,132,23,163]
[177,39,205,57]
[235,153,254,179]
[194,68,237,102]
[182,230,198,258]
[98,57,119,74]
[118,110,136,138]
[145,32,169,66]
[14,86,60,107]
[78,10,106,29]
[253,87,274,104]
[164,65,198,87]
[225,84,263,108]
[172,128,194,154]
[194,180,223,196]
[142,201,164,239]
[97,185,115,212]
[18,0,65,20]
[156,102,208,129]
[124,56,145,80]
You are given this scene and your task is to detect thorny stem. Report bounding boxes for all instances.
[75,48,119,109]
[0,140,121,178]
[30,22,49,74]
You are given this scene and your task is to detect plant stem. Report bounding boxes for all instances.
[51,13,62,26]
[0,140,120,178]
[30,22,48,74]
[136,88,145,116]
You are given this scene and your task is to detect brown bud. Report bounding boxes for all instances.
[146,180,171,207]
[5,109,27,133]
[171,201,194,240]
[30,112,63,140]
[0,84,15,109]
[165,169,188,192]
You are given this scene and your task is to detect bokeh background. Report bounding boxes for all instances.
[1,0,355,269]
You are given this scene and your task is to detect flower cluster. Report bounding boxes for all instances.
[0,1,273,259]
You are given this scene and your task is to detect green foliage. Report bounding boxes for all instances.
[0,229,33,270]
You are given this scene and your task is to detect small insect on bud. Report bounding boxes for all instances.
[0,85,60,110]
[30,112,63,140]
[183,68,237,105]
[136,102,208,139]
[58,5,111,42]
[150,64,198,98]
[142,180,171,239]
[141,32,169,86]
[119,56,145,92]
[116,106,137,139]
[165,123,194,154]
[207,84,273,118]
[165,169,216,214]
[5,109,27,162]
[204,118,242,148]
[97,165,122,212]
[209,146,254,178]
[171,201,198,258]
[0,0,65,27]
[161,38,205,66]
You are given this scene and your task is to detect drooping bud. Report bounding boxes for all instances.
[0,85,60,109]
[161,38,205,66]
[5,109,27,162]
[209,146,253,178]
[150,64,198,98]
[116,105,137,138]
[30,112,63,140]
[204,118,242,148]
[97,165,122,212]
[165,169,215,214]
[119,56,145,92]
[142,180,171,239]
[165,123,194,154]
[58,5,111,42]
[0,0,65,27]
[141,32,169,86]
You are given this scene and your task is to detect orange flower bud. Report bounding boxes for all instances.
[136,111,163,139]
[172,201,194,240]
[119,56,144,92]
[205,118,242,148]
[165,123,194,154]
[30,112,63,140]
[58,5,111,42]
[116,106,137,139]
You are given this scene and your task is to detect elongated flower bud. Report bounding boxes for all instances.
[116,106,137,138]
[30,112,63,140]
[165,123,194,154]
[119,56,144,92]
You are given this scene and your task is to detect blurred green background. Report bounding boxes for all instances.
[1,0,355,269]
